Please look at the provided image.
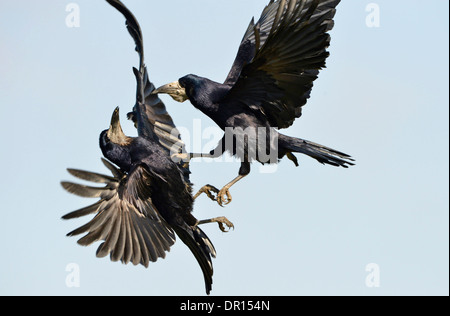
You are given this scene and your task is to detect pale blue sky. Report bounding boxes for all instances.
[0,0,448,296]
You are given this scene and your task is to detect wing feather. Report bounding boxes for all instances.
[106,0,190,183]
[66,168,117,184]
[61,159,176,265]
[224,0,341,129]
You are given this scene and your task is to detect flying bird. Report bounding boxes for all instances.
[61,0,233,295]
[153,0,354,206]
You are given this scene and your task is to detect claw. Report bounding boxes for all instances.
[196,216,235,233]
[194,184,220,201]
[217,187,232,207]
[216,217,235,232]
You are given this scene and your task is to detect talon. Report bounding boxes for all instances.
[194,184,220,201]
[203,185,219,201]
[196,216,234,232]
[217,187,232,207]
[217,217,234,232]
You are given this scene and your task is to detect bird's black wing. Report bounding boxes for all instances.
[224,0,280,86]
[61,158,176,267]
[223,0,340,129]
[106,0,186,157]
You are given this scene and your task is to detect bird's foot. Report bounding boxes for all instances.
[217,187,232,207]
[171,152,191,163]
[193,184,220,202]
[216,216,234,232]
[197,216,234,232]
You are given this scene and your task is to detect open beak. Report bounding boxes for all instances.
[152,81,188,103]
[107,107,131,145]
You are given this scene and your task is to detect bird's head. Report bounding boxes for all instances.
[153,75,225,111]
[152,79,189,103]
[105,107,133,146]
[100,107,133,171]
[153,74,208,103]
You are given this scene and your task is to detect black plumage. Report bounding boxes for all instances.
[153,0,354,206]
[61,0,232,295]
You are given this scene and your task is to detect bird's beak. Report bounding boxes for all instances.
[152,81,188,103]
[107,107,131,145]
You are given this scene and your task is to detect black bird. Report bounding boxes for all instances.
[61,0,233,295]
[153,0,354,206]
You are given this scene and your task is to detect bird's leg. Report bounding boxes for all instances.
[171,139,225,163]
[216,175,245,206]
[193,184,220,202]
[196,216,234,232]
[171,152,219,163]
[217,162,250,207]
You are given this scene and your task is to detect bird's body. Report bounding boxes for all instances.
[180,74,350,166]
[100,126,195,226]
[183,77,266,131]
[61,0,233,295]
[154,0,354,205]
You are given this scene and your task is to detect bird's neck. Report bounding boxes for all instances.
[100,131,133,172]
[190,83,231,122]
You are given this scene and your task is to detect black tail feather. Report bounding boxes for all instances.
[279,134,354,168]
[172,225,216,295]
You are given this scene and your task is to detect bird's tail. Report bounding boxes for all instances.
[172,224,216,295]
[279,133,355,168]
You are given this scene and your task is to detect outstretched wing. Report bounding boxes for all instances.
[106,0,190,182]
[224,0,280,86]
[106,0,186,156]
[224,0,340,129]
[61,158,176,267]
